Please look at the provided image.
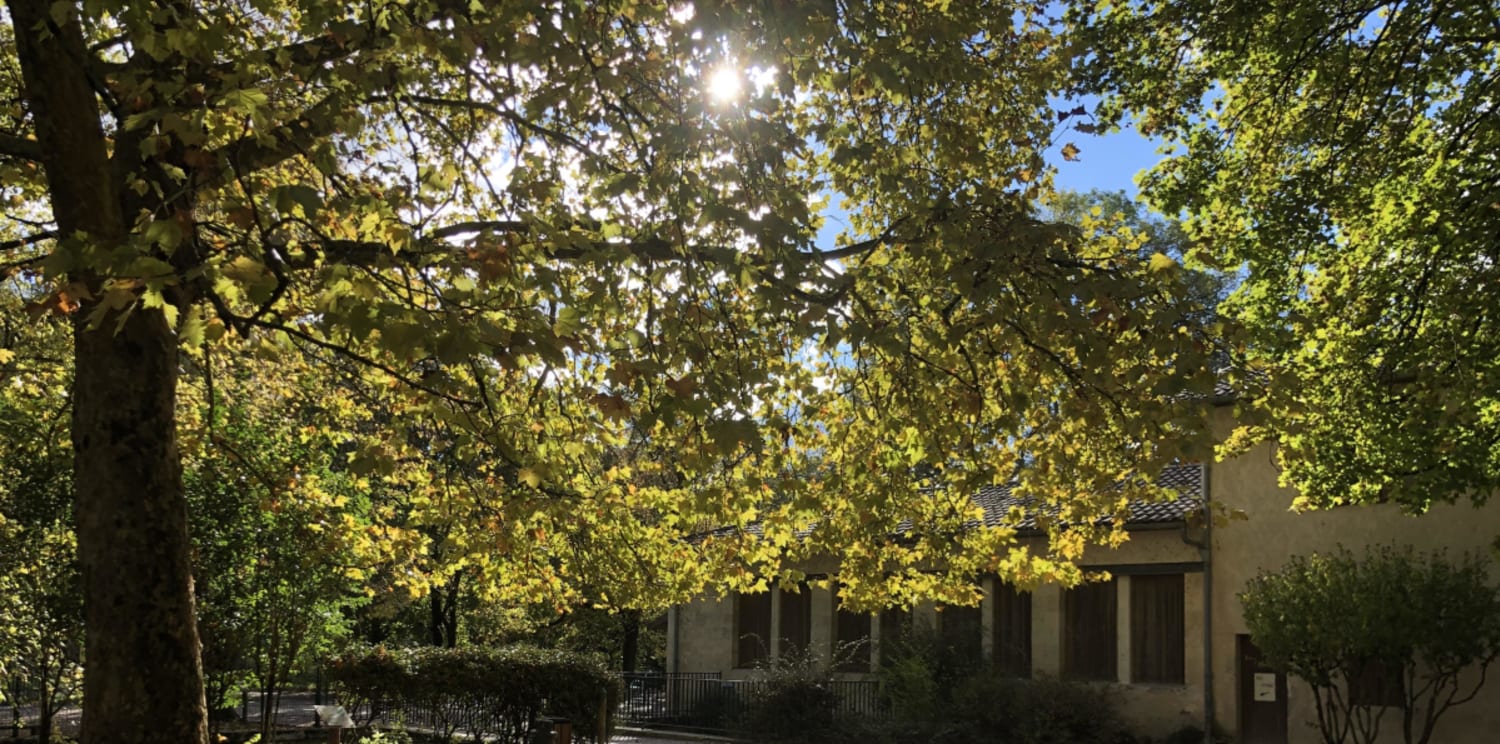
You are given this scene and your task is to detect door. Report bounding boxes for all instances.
[1237,634,1288,744]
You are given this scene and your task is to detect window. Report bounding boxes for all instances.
[779,586,813,657]
[1131,574,1185,684]
[939,604,983,661]
[834,592,872,672]
[1063,579,1117,681]
[1350,659,1404,707]
[993,582,1032,677]
[735,592,771,668]
[878,607,911,667]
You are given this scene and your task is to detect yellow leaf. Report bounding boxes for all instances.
[518,468,541,488]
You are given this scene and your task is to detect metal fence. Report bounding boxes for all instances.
[3,677,82,739]
[2,686,323,740]
[615,672,885,733]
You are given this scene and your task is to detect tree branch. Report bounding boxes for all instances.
[0,230,57,252]
[213,94,347,176]
[232,314,477,409]
[0,133,43,161]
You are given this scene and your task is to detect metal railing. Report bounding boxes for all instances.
[3,677,83,739]
[615,672,885,733]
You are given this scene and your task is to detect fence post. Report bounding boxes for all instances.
[597,686,608,743]
[551,718,571,744]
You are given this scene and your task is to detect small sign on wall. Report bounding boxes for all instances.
[1253,672,1277,702]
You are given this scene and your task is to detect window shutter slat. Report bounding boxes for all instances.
[994,582,1033,677]
[1130,574,1185,684]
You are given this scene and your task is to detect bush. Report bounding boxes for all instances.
[326,645,409,726]
[878,653,941,725]
[1162,724,1230,744]
[865,664,1129,744]
[326,645,620,744]
[742,650,843,742]
[1241,546,1500,744]
[950,673,1128,744]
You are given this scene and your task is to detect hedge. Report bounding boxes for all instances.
[326,645,620,743]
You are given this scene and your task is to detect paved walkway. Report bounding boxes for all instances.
[3,692,731,743]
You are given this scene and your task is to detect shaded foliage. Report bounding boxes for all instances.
[1070,0,1500,513]
[326,645,618,744]
[1241,546,1500,744]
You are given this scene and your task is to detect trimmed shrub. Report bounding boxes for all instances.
[326,645,620,744]
[326,645,409,726]
[948,673,1128,744]
[742,651,842,742]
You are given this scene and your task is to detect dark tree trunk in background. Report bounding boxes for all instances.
[7,2,209,743]
[621,611,641,673]
[429,576,461,647]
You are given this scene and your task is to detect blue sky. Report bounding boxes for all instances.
[1047,122,1162,198]
[814,123,1166,249]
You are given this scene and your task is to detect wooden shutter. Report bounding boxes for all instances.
[1131,574,1185,684]
[736,592,772,667]
[834,593,872,672]
[1064,579,1117,681]
[940,604,983,660]
[993,582,1033,677]
[878,607,910,667]
[779,586,813,657]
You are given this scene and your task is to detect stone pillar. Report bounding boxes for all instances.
[770,587,783,660]
[980,576,996,664]
[1116,575,1133,684]
[1184,572,1206,691]
[666,606,680,674]
[811,583,835,670]
[1033,583,1063,676]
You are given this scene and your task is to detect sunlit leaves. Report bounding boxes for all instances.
[1,0,1227,622]
[1071,0,1500,511]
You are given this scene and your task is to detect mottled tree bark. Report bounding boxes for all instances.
[72,309,206,744]
[7,1,209,743]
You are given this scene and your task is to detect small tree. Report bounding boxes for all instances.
[1240,546,1500,744]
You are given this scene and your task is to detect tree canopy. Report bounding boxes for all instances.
[16,1,1496,743]
[1069,0,1500,512]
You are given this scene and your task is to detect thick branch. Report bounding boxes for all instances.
[325,218,898,268]
[214,94,347,176]
[233,314,477,409]
[0,230,57,252]
[0,132,44,161]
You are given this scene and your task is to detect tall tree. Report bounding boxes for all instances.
[1069,0,1500,512]
[0,287,82,744]
[1,3,1216,742]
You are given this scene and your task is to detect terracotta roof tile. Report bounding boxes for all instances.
[971,461,1203,531]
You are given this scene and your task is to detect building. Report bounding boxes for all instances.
[663,411,1500,743]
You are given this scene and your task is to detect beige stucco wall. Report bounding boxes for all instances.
[670,529,1213,738]
[669,409,1500,742]
[1043,532,1209,739]
[1208,407,1500,744]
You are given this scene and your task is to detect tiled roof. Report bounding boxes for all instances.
[972,461,1203,531]
[698,462,1204,540]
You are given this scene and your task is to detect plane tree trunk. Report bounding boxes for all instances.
[7,2,209,743]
